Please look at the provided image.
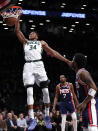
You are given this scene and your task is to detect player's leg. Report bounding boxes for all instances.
[88,126,98,131]
[27,87,34,119]
[60,103,67,131]
[69,98,77,131]
[40,81,50,117]
[83,128,88,131]
[40,81,52,129]
[88,99,98,131]
[61,114,66,131]
[35,62,52,129]
[87,99,98,131]
[23,63,37,130]
[71,112,77,131]
[82,99,98,131]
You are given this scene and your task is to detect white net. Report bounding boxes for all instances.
[1,6,22,19]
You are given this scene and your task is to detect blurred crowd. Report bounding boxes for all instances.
[0,107,84,131]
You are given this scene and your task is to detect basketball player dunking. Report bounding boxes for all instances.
[62,53,98,131]
[53,75,79,131]
[14,14,70,130]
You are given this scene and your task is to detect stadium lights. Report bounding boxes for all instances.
[4,28,8,29]
[30,28,35,30]
[3,24,7,26]
[62,3,66,6]
[81,7,85,10]
[69,30,73,32]
[29,20,33,23]
[32,25,36,27]
[46,19,51,22]
[83,5,87,7]
[86,23,90,26]
[63,27,67,29]
[71,25,76,27]
[75,21,79,24]
[39,23,44,25]
[0,21,3,23]
[18,3,22,5]
[41,1,46,4]
[70,28,74,31]
[60,6,65,8]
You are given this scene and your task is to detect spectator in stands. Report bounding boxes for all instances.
[49,112,56,131]
[6,113,18,131]
[37,114,46,131]
[54,111,61,131]
[17,113,27,131]
[42,109,45,119]
[0,113,7,131]
[11,110,18,120]
[2,111,7,120]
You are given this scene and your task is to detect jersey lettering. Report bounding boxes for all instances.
[29,44,36,50]
[60,89,70,94]
[24,40,42,61]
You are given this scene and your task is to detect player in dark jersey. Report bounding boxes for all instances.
[63,53,98,131]
[53,75,79,131]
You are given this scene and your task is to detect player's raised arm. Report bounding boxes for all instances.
[52,85,59,112]
[77,71,97,112]
[15,15,27,45]
[70,83,79,106]
[41,40,72,67]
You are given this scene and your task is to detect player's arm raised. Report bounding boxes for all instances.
[15,15,27,45]
[77,71,97,112]
[41,40,72,67]
[70,83,79,107]
[52,85,59,112]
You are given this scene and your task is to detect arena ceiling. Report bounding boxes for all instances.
[0,0,98,32]
[0,0,98,69]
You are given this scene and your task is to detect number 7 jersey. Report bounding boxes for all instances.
[59,82,74,103]
[24,40,43,61]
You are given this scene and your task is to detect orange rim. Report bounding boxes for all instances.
[10,6,22,9]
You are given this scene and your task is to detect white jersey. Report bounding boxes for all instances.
[24,40,43,61]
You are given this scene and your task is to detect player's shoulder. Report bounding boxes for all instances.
[55,84,60,93]
[79,69,90,77]
[68,82,73,87]
[56,83,60,88]
[40,40,48,46]
[78,68,88,74]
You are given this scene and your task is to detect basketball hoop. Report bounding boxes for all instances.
[1,6,22,19]
[0,6,22,26]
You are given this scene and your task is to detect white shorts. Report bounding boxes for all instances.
[23,61,48,86]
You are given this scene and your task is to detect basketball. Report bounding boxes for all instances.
[4,17,17,26]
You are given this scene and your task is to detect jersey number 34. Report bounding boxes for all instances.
[29,44,36,50]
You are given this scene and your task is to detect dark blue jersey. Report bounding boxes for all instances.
[76,68,89,103]
[59,82,73,103]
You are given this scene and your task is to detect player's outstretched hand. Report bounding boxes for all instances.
[76,102,86,113]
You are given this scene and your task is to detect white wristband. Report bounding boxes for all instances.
[88,88,96,97]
